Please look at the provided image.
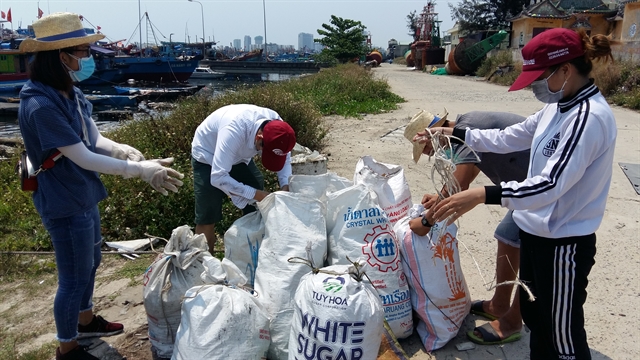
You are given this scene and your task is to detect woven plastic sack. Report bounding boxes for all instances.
[171,258,270,360]
[287,263,383,360]
[394,209,471,351]
[143,225,213,358]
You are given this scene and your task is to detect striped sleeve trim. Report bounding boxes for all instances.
[501,100,590,199]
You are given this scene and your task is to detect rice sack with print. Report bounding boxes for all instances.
[288,263,383,360]
[326,184,413,339]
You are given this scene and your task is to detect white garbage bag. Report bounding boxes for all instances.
[223,211,264,288]
[394,207,471,351]
[289,172,353,203]
[288,263,383,360]
[171,258,270,360]
[143,225,213,358]
[254,192,328,360]
[354,156,412,225]
[326,184,413,339]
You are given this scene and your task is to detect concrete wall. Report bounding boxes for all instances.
[621,2,640,42]
[510,18,563,48]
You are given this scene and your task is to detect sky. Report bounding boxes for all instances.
[2,0,461,49]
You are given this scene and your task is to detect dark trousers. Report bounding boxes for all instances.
[519,230,596,360]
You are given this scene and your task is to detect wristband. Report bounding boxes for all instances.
[421,214,433,228]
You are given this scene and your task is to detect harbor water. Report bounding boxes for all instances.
[0,73,299,139]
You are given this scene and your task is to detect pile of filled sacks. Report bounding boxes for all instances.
[142,156,471,360]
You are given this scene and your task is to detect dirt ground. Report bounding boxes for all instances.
[2,63,639,360]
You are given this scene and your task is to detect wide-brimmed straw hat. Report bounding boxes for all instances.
[403,108,448,163]
[19,12,105,53]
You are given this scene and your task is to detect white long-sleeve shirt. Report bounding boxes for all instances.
[456,83,617,238]
[191,104,292,207]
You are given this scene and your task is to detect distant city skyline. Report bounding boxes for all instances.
[3,1,459,50]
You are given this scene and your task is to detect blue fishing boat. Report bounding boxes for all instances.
[85,94,138,107]
[111,45,199,83]
[113,84,203,100]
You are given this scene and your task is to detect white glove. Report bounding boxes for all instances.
[111,143,145,162]
[133,158,184,195]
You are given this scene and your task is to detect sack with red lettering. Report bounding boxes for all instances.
[393,206,471,351]
[254,192,328,360]
[172,258,270,360]
[224,211,264,288]
[354,156,412,226]
[287,263,383,360]
[143,225,213,358]
[326,184,413,339]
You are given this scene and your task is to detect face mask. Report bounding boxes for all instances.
[63,53,96,82]
[531,68,567,104]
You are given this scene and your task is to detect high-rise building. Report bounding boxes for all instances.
[254,35,263,46]
[244,35,252,51]
[233,39,241,50]
[297,32,314,51]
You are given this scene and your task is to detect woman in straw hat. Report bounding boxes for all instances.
[18,12,184,360]
[415,28,616,359]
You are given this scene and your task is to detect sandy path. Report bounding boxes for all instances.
[324,63,640,360]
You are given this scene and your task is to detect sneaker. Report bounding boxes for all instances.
[77,315,124,339]
[56,346,100,360]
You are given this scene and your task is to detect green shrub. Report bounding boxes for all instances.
[592,61,621,96]
[610,87,640,110]
[393,57,407,66]
[0,62,405,252]
[476,50,515,78]
[281,63,404,117]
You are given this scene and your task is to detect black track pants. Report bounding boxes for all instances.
[519,230,596,360]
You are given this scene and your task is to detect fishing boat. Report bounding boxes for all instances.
[113,84,204,100]
[190,67,225,79]
[102,11,198,83]
[0,48,29,93]
[112,45,199,83]
[85,94,139,107]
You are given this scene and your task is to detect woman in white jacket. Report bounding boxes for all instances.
[416,28,615,360]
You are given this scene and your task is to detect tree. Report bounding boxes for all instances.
[316,15,368,63]
[406,10,420,41]
[449,0,527,33]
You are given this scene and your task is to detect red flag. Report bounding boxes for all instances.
[7,8,11,23]
[97,26,101,30]
[1,11,5,19]
[38,8,43,19]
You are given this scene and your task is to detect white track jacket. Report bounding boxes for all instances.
[457,83,617,238]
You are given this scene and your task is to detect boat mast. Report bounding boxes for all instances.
[138,0,142,57]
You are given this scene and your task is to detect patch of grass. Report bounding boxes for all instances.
[610,87,640,109]
[478,53,640,111]
[0,328,57,360]
[0,62,405,263]
[281,63,404,118]
[393,57,407,66]
[94,254,157,287]
[0,253,57,283]
[477,50,515,78]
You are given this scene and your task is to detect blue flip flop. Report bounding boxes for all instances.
[467,323,522,345]
[469,300,499,321]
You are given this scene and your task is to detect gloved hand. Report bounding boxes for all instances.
[111,143,145,162]
[136,158,184,195]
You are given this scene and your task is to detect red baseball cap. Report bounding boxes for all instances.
[509,28,585,92]
[261,120,296,171]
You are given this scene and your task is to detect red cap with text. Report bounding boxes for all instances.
[509,28,585,92]
[261,120,296,172]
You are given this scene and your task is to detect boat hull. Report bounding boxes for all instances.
[113,57,199,83]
